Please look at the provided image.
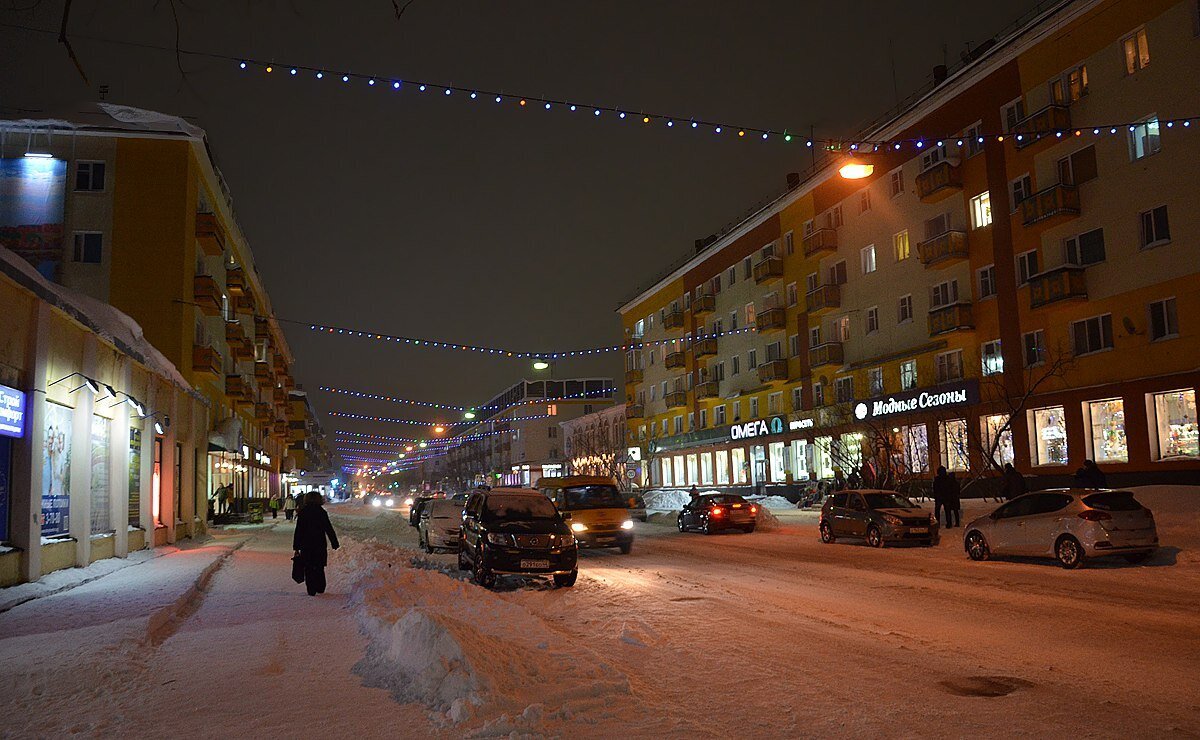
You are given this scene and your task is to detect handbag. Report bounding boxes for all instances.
[291,553,305,584]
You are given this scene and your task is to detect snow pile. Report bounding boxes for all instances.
[747,495,795,510]
[332,540,632,730]
[643,489,693,511]
[754,507,783,532]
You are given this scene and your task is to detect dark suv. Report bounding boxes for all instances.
[458,487,579,588]
[819,490,938,547]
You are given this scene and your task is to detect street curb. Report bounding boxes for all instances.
[0,546,178,615]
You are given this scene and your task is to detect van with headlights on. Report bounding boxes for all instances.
[536,476,635,554]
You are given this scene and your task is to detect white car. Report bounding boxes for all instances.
[964,489,1158,569]
[418,499,464,553]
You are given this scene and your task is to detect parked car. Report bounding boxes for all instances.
[964,489,1158,569]
[458,487,578,588]
[408,491,448,525]
[535,476,635,554]
[819,490,937,547]
[418,499,464,553]
[677,494,758,535]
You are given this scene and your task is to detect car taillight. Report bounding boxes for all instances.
[1078,510,1112,521]
[711,507,724,517]
[750,505,758,514]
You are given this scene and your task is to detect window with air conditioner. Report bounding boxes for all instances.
[1064,228,1105,266]
[1071,314,1114,356]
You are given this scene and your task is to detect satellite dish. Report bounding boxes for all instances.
[1122,316,1142,335]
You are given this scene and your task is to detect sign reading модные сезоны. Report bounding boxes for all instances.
[853,380,980,421]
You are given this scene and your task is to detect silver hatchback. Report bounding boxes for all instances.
[964,489,1158,568]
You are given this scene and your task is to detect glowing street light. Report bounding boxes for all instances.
[433,425,446,434]
[838,156,874,180]
[532,360,550,371]
[464,410,476,420]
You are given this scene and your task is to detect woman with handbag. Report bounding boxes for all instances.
[292,491,340,596]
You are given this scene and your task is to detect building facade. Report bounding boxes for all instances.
[561,404,633,487]
[621,0,1200,494]
[1,105,317,517]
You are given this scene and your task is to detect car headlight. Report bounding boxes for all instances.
[404,498,414,506]
[384,498,394,507]
[620,520,634,530]
[371,499,381,508]
[570,522,588,533]
[486,533,513,546]
[559,532,576,546]
[882,514,902,526]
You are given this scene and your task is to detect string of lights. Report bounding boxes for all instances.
[330,410,551,426]
[318,384,617,414]
[334,428,507,444]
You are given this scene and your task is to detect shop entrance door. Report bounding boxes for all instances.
[751,445,767,490]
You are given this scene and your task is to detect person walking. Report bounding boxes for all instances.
[946,470,962,528]
[268,494,281,519]
[932,466,953,528]
[293,491,339,596]
[1001,463,1027,501]
[283,493,297,521]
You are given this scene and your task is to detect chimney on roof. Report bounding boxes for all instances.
[786,172,801,189]
[933,65,948,85]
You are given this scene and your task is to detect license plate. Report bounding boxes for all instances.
[909,527,928,534]
[520,559,550,569]
[596,536,615,544]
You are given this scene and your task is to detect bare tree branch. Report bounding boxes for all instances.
[57,0,89,85]
[391,0,415,20]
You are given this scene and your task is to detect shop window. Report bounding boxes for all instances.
[938,419,970,472]
[838,433,864,473]
[700,453,714,485]
[715,449,730,484]
[900,360,918,391]
[896,425,928,474]
[981,414,1016,467]
[1149,298,1178,341]
[1088,398,1128,463]
[981,340,1004,376]
[673,456,686,486]
[790,440,810,481]
[813,437,834,479]
[660,457,673,487]
[1031,406,1069,466]
[686,454,699,486]
[731,447,748,484]
[769,442,788,483]
[90,415,112,534]
[1151,389,1198,460]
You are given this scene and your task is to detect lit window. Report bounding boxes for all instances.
[899,360,918,390]
[1129,117,1161,161]
[1088,398,1128,463]
[860,244,876,274]
[868,367,884,395]
[1122,27,1150,74]
[893,230,910,261]
[970,191,992,229]
[981,340,1004,376]
[981,414,1015,467]
[938,419,970,472]
[1151,389,1198,459]
[1031,406,1069,466]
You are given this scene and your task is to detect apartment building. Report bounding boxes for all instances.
[561,404,633,485]
[420,377,615,489]
[621,0,1200,494]
[0,104,309,514]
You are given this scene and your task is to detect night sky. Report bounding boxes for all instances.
[1,0,1037,444]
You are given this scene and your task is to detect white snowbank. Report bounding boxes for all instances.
[746,495,795,510]
[754,507,783,532]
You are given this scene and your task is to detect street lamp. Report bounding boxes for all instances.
[464,410,476,420]
[838,156,874,180]
[532,360,550,371]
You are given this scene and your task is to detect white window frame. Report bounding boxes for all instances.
[977,264,996,300]
[981,340,1004,376]
[865,306,879,334]
[898,295,913,324]
[970,191,993,229]
[1149,297,1179,342]
[860,244,877,275]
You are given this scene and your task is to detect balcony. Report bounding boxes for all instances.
[663,309,686,330]
[753,256,784,284]
[626,404,645,419]
[693,337,718,358]
[805,284,841,316]
[755,307,786,333]
[225,266,246,295]
[917,230,969,269]
[1020,183,1080,227]
[254,403,273,423]
[803,228,838,257]
[625,368,643,384]
[225,320,252,358]
[234,294,255,315]
[273,420,290,438]
[756,359,789,384]
[665,351,686,369]
[225,374,251,400]
[696,381,721,399]
[255,360,272,382]
[192,345,222,377]
[809,342,844,369]
[915,161,963,203]
[195,212,225,257]
[691,294,716,316]
[273,352,288,373]
[1029,265,1088,309]
[193,274,221,316]
[664,391,688,409]
[1013,105,1071,150]
[928,302,975,336]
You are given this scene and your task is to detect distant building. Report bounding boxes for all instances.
[561,404,633,487]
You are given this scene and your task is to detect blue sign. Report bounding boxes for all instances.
[0,384,26,438]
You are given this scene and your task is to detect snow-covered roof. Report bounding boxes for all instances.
[0,102,205,140]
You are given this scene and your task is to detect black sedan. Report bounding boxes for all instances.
[458,487,578,588]
[678,494,758,535]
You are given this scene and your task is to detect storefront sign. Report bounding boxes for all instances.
[789,418,814,431]
[729,415,786,441]
[853,380,979,421]
[0,384,26,438]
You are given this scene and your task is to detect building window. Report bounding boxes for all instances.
[1139,205,1170,248]
[548,426,557,438]
[1122,27,1150,74]
[897,424,929,473]
[715,449,730,484]
[868,367,884,395]
[786,282,798,307]
[633,319,645,338]
[745,302,756,327]
[859,190,871,213]
[660,457,673,487]
[935,350,963,383]
[731,447,748,484]
[674,455,686,484]
[1010,174,1032,208]
[969,191,992,229]
[743,257,752,281]
[1001,98,1025,133]
[673,416,683,435]
[898,295,913,324]
[784,231,794,255]
[1071,314,1113,356]
[749,397,759,418]
[834,315,850,342]
[899,360,917,391]
[748,349,758,369]
[731,356,740,376]
[939,419,970,472]
[1151,389,1198,460]
[920,143,948,172]
[1016,250,1039,286]
[930,279,959,309]
[981,340,1004,376]
[977,265,996,299]
[893,230,910,261]
[1031,406,1069,466]
[729,311,738,331]
[860,244,876,274]
[981,414,1016,467]
[72,232,102,263]
[788,333,800,357]
[768,392,782,414]
[714,404,727,426]
[1129,117,1161,160]
[1022,330,1045,367]
[965,121,984,157]
[1149,298,1179,341]
[791,386,803,411]
[1088,398,1128,463]
[809,326,821,349]
[889,168,904,197]
[1051,64,1089,104]
[1064,228,1105,266]
[865,306,879,334]
[74,161,106,192]
[805,272,818,294]
[766,341,783,362]
[727,266,737,285]
[834,376,854,404]
[813,382,825,407]
[1058,145,1097,186]
[829,260,847,285]
[688,412,696,432]
[828,205,843,229]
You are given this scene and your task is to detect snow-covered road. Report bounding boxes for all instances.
[2,490,1197,738]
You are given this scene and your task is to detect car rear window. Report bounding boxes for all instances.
[1083,491,1144,512]
[703,494,748,505]
[484,494,559,522]
[428,500,463,519]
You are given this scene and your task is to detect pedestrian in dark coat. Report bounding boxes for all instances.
[293,491,339,596]
[1074,459,1107,488]
[932,466,953,528]
[1002,463,1027,501]
[946,471,962,528]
